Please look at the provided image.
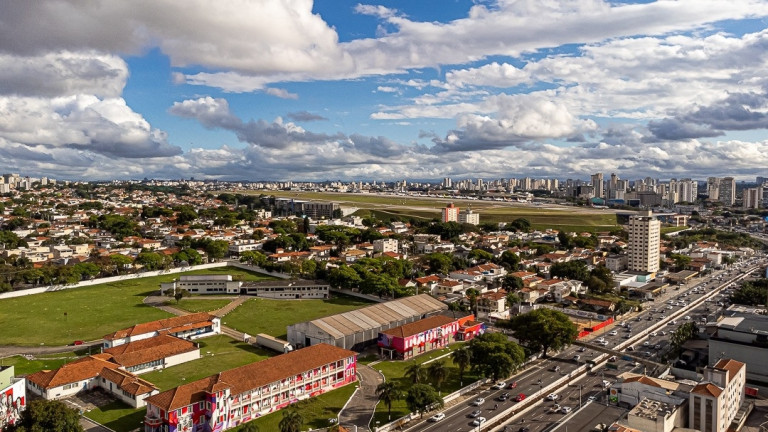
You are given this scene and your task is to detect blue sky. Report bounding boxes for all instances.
[1,0,768,182]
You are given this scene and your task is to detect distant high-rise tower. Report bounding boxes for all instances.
[707,177,721,201]
[441,203,460,223]
[743,187,760,209]
[591,173,604,198]
[718,177,736,206]
[628,211,660,273]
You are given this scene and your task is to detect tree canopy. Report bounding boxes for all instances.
[467,332,525,381]
[503,308,578,357]
[7,399,84,432]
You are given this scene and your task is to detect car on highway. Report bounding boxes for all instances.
[588,395,597,401]
[598,340,609,346]
[551,403,561,412]
[515,393,526,402]
[492,381,507,389]
[472,417,487,426]
[472,397,485,406]
[498,392,510,401]
[608,355,617,362]
[560,406,572,414]
[608,330,617,336]
[469,409,482,418]
[508,381,518,389]
[428,413,445,422]
[546,393,559,401]
[573,355,581,362]
[578,346,587,352]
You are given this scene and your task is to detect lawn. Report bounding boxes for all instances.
[85,402,145,432]
[231,384,357,432]
[223,294,372,339]
[166,299,233,313]
[371,343,481,425]
[0,267,273,346]
[1,352,83,375]
[141,335,273,391]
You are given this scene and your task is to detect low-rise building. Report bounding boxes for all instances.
[143,344,357,432]
[377,315,466,360]
[103,312,221,348]
[239,280,329,299]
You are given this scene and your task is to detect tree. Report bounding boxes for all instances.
[557,231,572,249]
[240,423,260,432]
[427,359,449,395]
[109,254,133,274]
[502,275,524,291]
[550,260,590,282]
[405,384,444,418]
[508,218,531,232]
[451,347,472,386]
[503,308,578,357]
[327,266,362,290]
[467,332,525,381]
[505,292,522,310]
[498,250,520,270]
[376,381,402,420]
[205,240,230,261]
[136,251,166,271]
[278,409,304,432]
[426,253,453,274]
[7,399,84,432]
[731,281,768,305]
[404,361,425,384]
[240,250,267,267]
[468,249,494,262]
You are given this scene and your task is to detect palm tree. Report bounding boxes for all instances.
[427,359,449,395]
[241,423,260,432]
[376,381,402,421]
[451,347,471,386]
[278,409,303,432]
[404,361,425,384]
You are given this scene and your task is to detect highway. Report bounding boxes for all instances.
[405,256,766,432]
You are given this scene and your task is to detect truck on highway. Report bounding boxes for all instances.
[256,333,294,353]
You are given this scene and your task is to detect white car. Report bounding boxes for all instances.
[684,315,691,320]
[596,337,605,343]
[560,406,572,414]
[608,330,617,336]
[491,381,506,390]
[472,417,487,426]
[546,393,559,401]
[472,397,485,406]
[599,340,609,346]
[429,413,445,422]
[650,332,658,337]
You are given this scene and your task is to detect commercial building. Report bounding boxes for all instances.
[708,310,768,385]
[373,238,399,254]
[143,344,357,432]
[627,211,660,273]
[689,359,746,432]
[0,366,25,429]
[591,173,604,198]
[287,294,448,351]
[239,280,330,299]
[441,203,459,222]
[161,275,242,295]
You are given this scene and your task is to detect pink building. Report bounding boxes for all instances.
[377,315,466,360]
[143,344,357,432]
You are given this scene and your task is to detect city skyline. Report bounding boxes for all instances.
[2,1,768,181]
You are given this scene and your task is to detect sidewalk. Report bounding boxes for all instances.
[338,364,384,431]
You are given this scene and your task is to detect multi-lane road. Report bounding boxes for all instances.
[405,256,766,432]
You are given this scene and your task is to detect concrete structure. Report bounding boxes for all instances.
[143,344,357,432]
[103,312,221,348]
[689,359,746,432]
[373,238,398,254]
[708,311,768,385]
[628,211,660,273]
[0,366,25,429]
[161,274,242,295]
[239,280,329,299]
[591,173,604,198]
[287,294,447,351]
[743,187,760,209]
[718,177,736,206]
[458,208,479,225]
[626,397,687,432]
[274,198,340,219]
[103,334,200,374]
[606,254,628,272]
[441,203,459,222]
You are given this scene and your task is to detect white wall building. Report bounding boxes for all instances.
[628,211,660,273]
[689,359,746,432]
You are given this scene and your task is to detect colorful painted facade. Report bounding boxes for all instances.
[143,344,357,432]
[0,366,25,429]
[378,314,472,360]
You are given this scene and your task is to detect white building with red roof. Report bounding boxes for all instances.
[103,312,221,348]
[689,358,746,432]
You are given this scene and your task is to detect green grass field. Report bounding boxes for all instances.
[85,402,146,432]
[167,299,233,313]
[223,295,373,340]
[371,343,481,425]
[141,335,273,391]
[1,352,82,375]
[231,384,357,432]
[0,267,274,346]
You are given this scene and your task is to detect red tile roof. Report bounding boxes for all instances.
[104,312,216,341]
[26,354,120,389]
[381,315,456,339]
[99,368,157,396]
[714,358,745,384]
[104,334,198,368]
[691,383,723,398]
[144,343,356,411]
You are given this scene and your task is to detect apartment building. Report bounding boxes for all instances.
[689,359,746,432]
[441,203,459,222]
[627,211,660,273]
